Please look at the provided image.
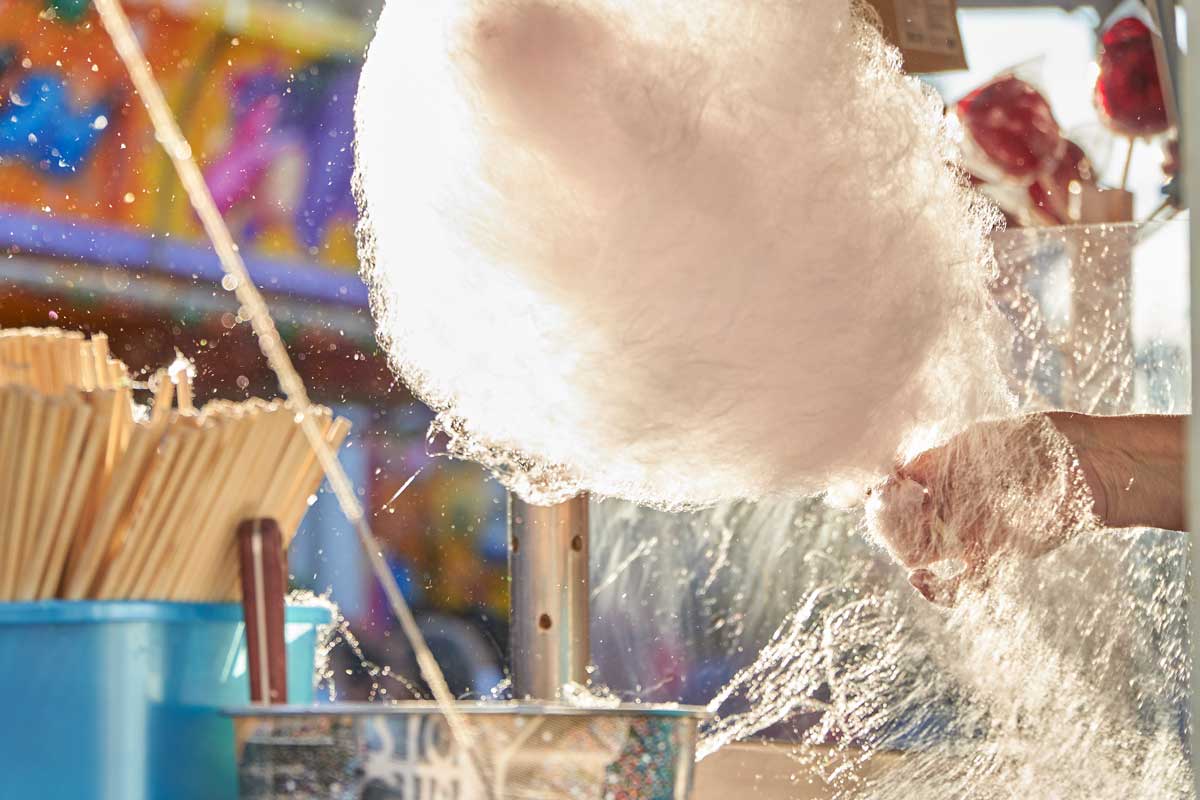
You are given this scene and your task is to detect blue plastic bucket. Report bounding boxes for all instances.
[0,601,330,800]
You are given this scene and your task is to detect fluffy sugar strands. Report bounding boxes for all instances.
[356,0,1009,508]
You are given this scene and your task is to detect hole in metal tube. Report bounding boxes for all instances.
[538,613,552,630]
[511,535,519,553]
[570,535,583,552]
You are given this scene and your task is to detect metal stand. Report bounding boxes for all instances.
[507,494,590,700]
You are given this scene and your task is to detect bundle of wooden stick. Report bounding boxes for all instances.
[0,327,350,602]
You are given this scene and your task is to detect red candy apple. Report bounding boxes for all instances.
[957,76,1065,181]
[1094,17,1169,137]
[1028,140,1094,224]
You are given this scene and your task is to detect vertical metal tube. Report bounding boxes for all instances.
[508,494,590,700]
[1186,0,1198,791]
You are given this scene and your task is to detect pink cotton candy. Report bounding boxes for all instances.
[355,0,1009,507]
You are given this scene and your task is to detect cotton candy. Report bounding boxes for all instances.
[355,0,1008,508]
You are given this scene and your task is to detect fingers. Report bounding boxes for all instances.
[865,475,939,568]
[896,446,938,487]
[908,568,959,606]
[908,562,992,607]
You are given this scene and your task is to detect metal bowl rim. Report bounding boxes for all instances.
[225,701,709,719]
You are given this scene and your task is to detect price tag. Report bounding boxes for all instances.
[895,0,963,57]
[863,0,967,73]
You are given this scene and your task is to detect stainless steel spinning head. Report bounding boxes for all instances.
[507,494,590,700]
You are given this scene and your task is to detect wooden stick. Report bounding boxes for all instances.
[140,410,252,599]
[2,331,24,386]
[1120,136,1136,191]
[0,389,27,595]
[257,407,327,519]
[67,388,128,575]
[17,400,92,600]
[91,335,111,390]
[183,404,295,600]
[186,403,298,600]
[94,428,183,599]
[126,424,221,599]
[100,421,199,598]
[79,343,97,392]
[0,394,45,599]
[62,331,85,391]
[0,331,11,384]
[26,332,47,395]
[43,330,65,396]
[18,399,71,573]
[61,415,166,599]
[215,409,328,602]
[149,369,174,427]
[169,353,196,415]
[220,414,349,601]
[0,328,348,601]
[84,390,174,597]
[39,390,115,598]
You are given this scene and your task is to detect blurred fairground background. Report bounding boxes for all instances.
[0,0,1186,705]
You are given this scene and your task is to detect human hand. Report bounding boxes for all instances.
[865,413,1101,606]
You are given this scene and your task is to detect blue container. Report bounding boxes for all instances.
[0,601,330,800]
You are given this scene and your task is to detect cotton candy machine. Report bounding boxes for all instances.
[229,495,708,799]
[230,703,702,799]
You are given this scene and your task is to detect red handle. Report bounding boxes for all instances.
[238,518,288,705]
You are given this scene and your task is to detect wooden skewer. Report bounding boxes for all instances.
[183,404,295,600]
[82,384,173,598]
[110,362,134,455]
[257,407,326,519]
[79,343,97,392]
[222,407,313,598]
[0,326,347,602]
[38,390,116,598]
[24,333,48,396]
[0,394,45,599]
[237,416,350,603]
[26,333,47,395]
[4,332,25,386]
[220,413,349,600]
[0,389,27,596]
[142,410,253,599]
[169,353,196,415]
[100,421,200,598]
[188,406,284,600]
[126,423,223,599]
[0,331,12,384]
[196,403,305,601]
[42,331,65,396]
[62,331,85,391]
[61,413,167,599]
[66,387,128,578]
[18,399,72,573]
[95,428,184,599]
[17,400,93,600]
[148,369,174,427]
[91,335,111,390]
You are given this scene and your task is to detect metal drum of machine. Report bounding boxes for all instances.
[229,702,707,799]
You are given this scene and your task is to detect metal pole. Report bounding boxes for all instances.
[1186,0,1199,790]
[1149,0,1185,210]
[508,494,590,700]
